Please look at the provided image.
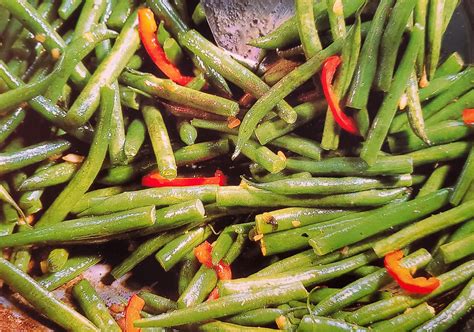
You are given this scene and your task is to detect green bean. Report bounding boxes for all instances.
[35,86,113,226]
[225,308,287,327]
[371,302,435,331]
[419,71,465,101]
[130,199,206,237]
[163,37,184,65]
[182,30,296,124]
[248,0,364,50]
[373,200,474,257]
[0,206,156,249]
[0,6,10,36]
[427,219,474,275]
[312,249,431,316]
[405,141,471,167]
[219,251,377,295]
[286,155,413,176]
[0,258,98,331]
[450,146,474,205]
[298,315,369,332]
[309,188,450,255]
[417,164,451,197]
[426,89,474,125]
[155,226,212,271]
[119,85,141,110]
[111,230,182,279]
[124,118,146,161]
[0,139,71,176]
[142,103,177,179]
[360,24,422,165]
[71,186,126,214]
[136,282,307,328]
[46,248,69,273]
[0,10,28,61]
[64,11,140,126]
[72,279,121,332]
[18,189,43,215]
[255,207,355,235]
[345,260,474,325]
[38,255,102,291]
[78,185,217,216]
[0,109,26,144]
[462,182,474,203]
[427,0,446,79]
[389,120,472,153]
[186,73,207,91]
[244,175,411,196]
[257,234,380,272]
[234,39,344,158]
[59,0,84,20]
[406,71,430,144]
[75,0,107,38]
[0,0,90,85]
[191,3,205,25]
[269,134,322,161]
[375,0,417,91]
[296,0,322,58]
[177,120,197,146]
[17,161,79,191]
[227,135,286,174]
[146,0,231,96]
[414,0,429,75]
[346,0,394,109]
[0,62,94,142]
[217,186,408,209]
[139,291,177,314]
[177,264,217,308]
[433,52,464,79]
[439,233,474,264]
[414,277,474,332]
[10,225,32,272]
[210,227,236,265]
[0,223,15,236]
[255,100,327,145]
[120,69,238,117]
[391,67,474,131]
[107,0,134,29]
[108,83,127,165]
[178,250,200,295]
[174,139,230,166]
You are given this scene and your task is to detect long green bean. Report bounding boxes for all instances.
[360,24,423,165]
[35,86,114,226]
[72,279,121,332]
[0,258,98,331]
[450,146,474,205]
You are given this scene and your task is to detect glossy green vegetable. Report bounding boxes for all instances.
[0,258,98,331]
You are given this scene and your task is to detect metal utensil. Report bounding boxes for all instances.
[201,0,295,70]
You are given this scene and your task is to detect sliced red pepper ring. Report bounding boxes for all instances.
[384,250,440,294]
[463,109,474,125]
[125,294,145,332]
[141,170,227,188]
[320,55,360,135]
[138,8,193,85]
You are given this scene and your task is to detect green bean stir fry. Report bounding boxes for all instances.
[0,0,473,331]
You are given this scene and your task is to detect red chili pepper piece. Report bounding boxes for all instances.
[320,55,360,135]
[214,261,232,280]
[141,170,227,187]
[384,250,440,294]
[194,241,213,268]
[138,8,193,85]
[207,287,220,301]
[463,109,474,125]
[125,294,145,332]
